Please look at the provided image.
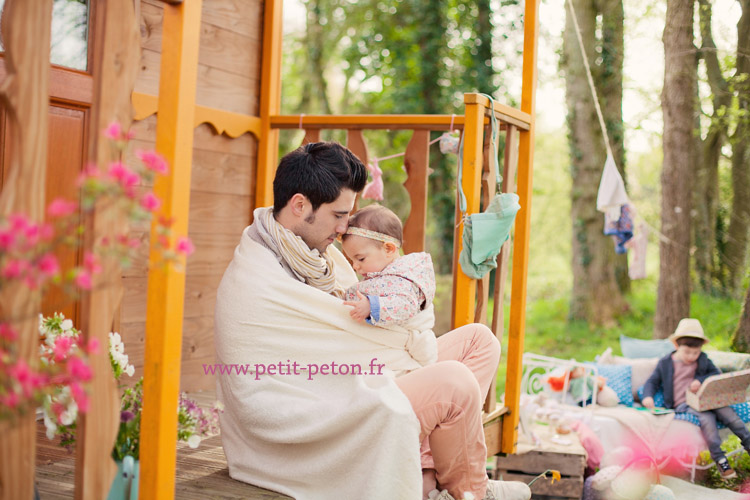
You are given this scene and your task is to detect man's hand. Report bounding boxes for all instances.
[641,396,655,409]
[689,379,701,392]
[343,291,371,322]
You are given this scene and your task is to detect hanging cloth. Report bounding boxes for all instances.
[457,94,521,279]
[362,159,384,201]
[625,222,648,279]
[604,203,634,254]
[596,153,630,219]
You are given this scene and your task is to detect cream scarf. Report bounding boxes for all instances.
[254,207,346,298]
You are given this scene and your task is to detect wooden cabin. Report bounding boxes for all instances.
[0,0,539,498]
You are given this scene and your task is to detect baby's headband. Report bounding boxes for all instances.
[345,227,401,248]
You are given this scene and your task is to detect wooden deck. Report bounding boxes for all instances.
[35,391,291,499]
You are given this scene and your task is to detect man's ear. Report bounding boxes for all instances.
[289,193,308,217]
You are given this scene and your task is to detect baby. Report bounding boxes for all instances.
[341,204,435,326]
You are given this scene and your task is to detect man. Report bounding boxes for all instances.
[214,141,530,500]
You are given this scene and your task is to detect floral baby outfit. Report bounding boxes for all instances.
[344,252,436,326]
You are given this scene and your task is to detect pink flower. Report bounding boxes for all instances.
[37,253,60,276]
[0,323,17,341]
[77,163,101,186]
[0,229,16,250]
[103,121,122,140]
[2,259,29,279]
[47,198,78,218]
[87,338,100,355]
[67,357,92,382]
[108,162,140,189]
[70,382,89,413]
[136,150,169,175]
[75,270,93,290]
[140,192,162,212]
[176,236,195,256]
[9,359,34,396]
[2,391,19,409]
[39,223,54,241]
[53,336,73,362]
[83,252,102,275]
[8,213,29,233]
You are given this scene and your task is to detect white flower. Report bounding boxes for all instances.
[187,435,201,449]
[60,411,74,426]
[125,365,135,377]
[61,319,73,331]
[213,401,225,411]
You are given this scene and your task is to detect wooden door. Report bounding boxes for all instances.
[0,0,97,326]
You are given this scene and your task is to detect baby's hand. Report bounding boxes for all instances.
[343,291,371,322]
[641,396,655,409]
[689,379,701,392]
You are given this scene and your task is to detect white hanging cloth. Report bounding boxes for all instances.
[596,153,630,219]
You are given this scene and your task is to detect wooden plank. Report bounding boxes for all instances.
[140,1,261,79]
[402,130,429,254]
[498,472,583,498]
[75,1,142,498]
[135,48,259,116]
[491,126,519,338]
[451,99,485,329]
[143,0,264,40]
[302,128,321,144]
[0,1,52,499]
[139,1,202,498]
[464,94,532,130]
[502,0,541,454]
[474,123,496,328]
[131,118,258,156]
[0,62,93,106]
[496,449,585,477]
[346,129,370,168]
[122,273,223,322]
[254,0,283,211]
[271,114,469,130]
[484,417,503,457]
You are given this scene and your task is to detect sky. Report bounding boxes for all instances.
[282,0,742,153]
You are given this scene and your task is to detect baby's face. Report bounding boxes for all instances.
[342,235,392,275]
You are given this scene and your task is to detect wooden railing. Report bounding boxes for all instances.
[270,114,468,255]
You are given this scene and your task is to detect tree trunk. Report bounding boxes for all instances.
[693,0,727,294]
[725,0,750,295]
[305,0,332,114]
[563,0,628,325]
[599,0,629,294]
[655,0,695,338]
[732,283,750,352]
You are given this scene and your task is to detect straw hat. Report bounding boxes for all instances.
[668,318,709,344]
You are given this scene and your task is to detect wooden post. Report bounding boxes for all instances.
[402,130,429,254]
[451,96,486,329]
[254,0,284,210]
[139,1,202,498]
[75,1,141,498]
[0,1,52,499]
[501,0,540,454]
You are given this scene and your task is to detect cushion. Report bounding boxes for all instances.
[705,350,750,373]
[599,349,659,399]
[620,334,674,359]
[588,363,634,407]
[636,386,666,408]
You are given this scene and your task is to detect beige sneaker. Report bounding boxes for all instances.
[483,480,532,500]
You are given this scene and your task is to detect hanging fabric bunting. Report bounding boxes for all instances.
[626,222,648,279]
[596,153,630,218]
[362,159,384,201]
[604,203,634,254]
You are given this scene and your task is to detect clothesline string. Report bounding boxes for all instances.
[369,135,444,163]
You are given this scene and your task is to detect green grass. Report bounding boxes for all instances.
[493,277,744,397]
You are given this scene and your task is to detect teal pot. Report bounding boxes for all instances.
[107,456,139,500]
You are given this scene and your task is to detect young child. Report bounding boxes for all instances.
[340,204,435,326]
[641,318,750,479]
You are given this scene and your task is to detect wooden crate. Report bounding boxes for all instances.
[495,424,586,499]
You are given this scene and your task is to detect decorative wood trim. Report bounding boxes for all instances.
[74,1,141,498]
[502,0,541,455]
[0,1,53,499]
[139,1,202,498]
[301,128,321,144]
[402,130,429,254]
[132,91,262,139]
[463,93,532,130]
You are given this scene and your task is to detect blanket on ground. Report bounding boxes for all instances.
[214,225,425,500]
[593,406,675,459]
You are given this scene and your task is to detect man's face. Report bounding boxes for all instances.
[294,189,357,253]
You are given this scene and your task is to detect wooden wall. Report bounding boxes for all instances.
[120,0,262,392]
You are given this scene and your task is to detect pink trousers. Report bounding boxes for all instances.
[396,323,501,500]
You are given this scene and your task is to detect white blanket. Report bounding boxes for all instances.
[214,225,424,500]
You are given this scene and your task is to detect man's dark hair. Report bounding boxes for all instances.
[273,141,368,213]
[676,337,705,349]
